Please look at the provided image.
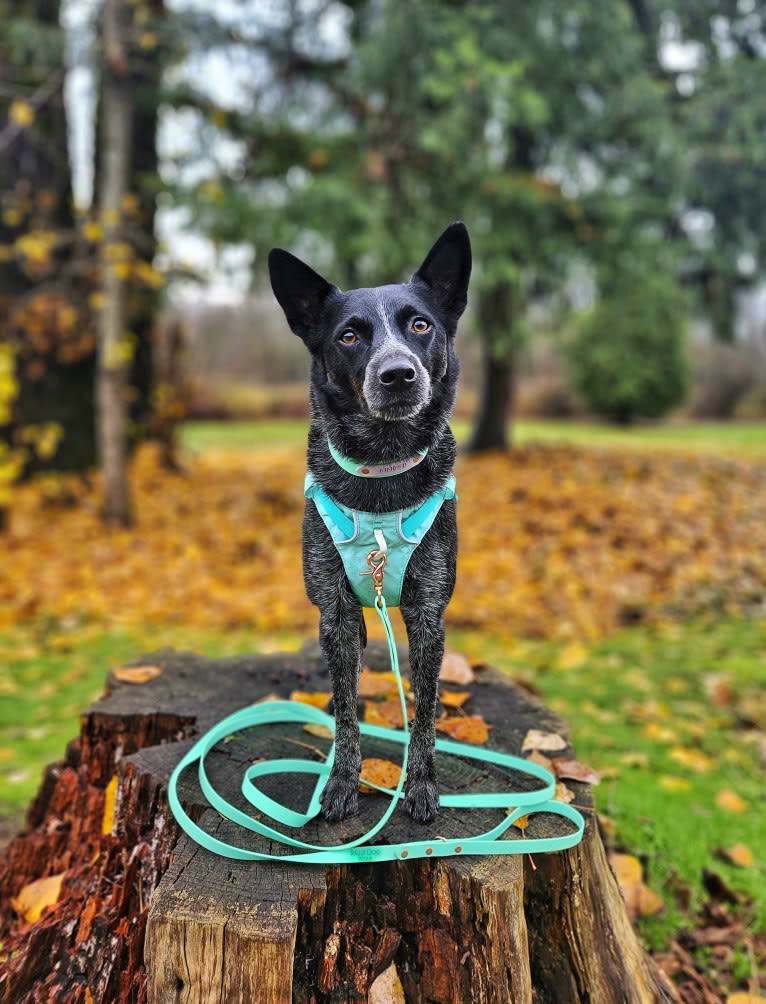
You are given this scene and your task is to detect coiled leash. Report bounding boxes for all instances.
[168,540,585,864]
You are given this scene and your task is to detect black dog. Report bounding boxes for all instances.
[268,222,471,824]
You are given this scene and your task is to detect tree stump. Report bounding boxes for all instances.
[0,642,678,1004]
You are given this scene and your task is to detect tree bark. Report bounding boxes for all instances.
[0,642,678,1004]
[467,282,516,454]
[97,0,133,525]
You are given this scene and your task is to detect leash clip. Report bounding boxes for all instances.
[360,549,387,604]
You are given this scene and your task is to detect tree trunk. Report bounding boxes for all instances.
[0,642,678,1004]
[467,282,516,454]
[97,0,133,525]
[0,0,97,480]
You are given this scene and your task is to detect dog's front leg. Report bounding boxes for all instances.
[317,592,365,821]
[400,600,445,824]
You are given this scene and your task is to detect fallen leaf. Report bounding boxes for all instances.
[554,782,575,804]
[102,775,119,835]
[525,750,553,771]
[726,995,766,1004]
[359,757,402,794]
[440,649,475,685]
[111,664,163,685]
[289,690,332,710]
[436,714,491,744]
[303,722,334,740]
[659,775,692,793]
[510,813,530,830]
[11,872,66,923]
[555,641,588,671]
[610,853,642,887]
[719,843,754,868]
[551,758,600,785]
[670,746,714,773]
[440,690,470,709]
[369,961,405,1004]
[521,729,567,753]
[715,788,747,813]
[638,884,664,917]
[609,853,664,920]
[364,699,404,729]
[358,668,409,699]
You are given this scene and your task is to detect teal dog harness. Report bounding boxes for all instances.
[304,471,456,608]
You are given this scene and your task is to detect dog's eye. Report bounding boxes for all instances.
[411,317,431,334]
[339,330,359,345]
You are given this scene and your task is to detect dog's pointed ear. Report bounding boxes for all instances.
[412,221,472,326]
[268,248,337,348]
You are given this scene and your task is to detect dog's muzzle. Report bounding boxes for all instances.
[363,350,431,420]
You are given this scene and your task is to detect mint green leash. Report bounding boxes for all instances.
[168,595,585,863]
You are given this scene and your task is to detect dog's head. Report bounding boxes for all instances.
[268,223,471,423]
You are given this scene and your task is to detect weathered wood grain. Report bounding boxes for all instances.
[0,642,678,1003]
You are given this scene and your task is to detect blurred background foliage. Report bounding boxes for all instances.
[0,0,765,524]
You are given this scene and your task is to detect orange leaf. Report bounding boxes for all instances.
[358,668,409,699]
[720,843,754,868]
[359,757,403,794]
[111,664,163,685]
[363,699,404,729]
[435,714,490,744]
[715,788,747,813]
[289,690,331,710]
[440,690,470,709]
[11,872,65,923]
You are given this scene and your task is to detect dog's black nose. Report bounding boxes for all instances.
[379,358,417,386]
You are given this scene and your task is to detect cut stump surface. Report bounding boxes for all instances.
[0,643,678,1003]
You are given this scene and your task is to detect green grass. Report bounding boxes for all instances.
[451,616,766,946]
[0,622,305,821]
[181,417,766,456]
[2,614,764,951]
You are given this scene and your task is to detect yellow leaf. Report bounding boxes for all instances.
[440,690,470,709]
[670,746,714,773]
[102,775,119,835]
[638,884,664,917]
[510,813,530,830]
[555,641,587,671]
[11,872,65,923]
[303,722,334,740]
[715,788,747,814]
[659,775,692,793]
[9,100,35,127]
[82,220,103,242]
[289,690,331,710]
[112,664,164,685]
[726,995,766,1004]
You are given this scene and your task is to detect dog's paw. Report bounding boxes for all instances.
[320,774,359,822]
[403,778,439,824]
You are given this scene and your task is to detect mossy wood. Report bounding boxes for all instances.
[0,643,677,1003]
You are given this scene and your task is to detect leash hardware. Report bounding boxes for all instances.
[360,548,387,604]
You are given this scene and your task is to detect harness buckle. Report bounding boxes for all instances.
[360,549,387,604]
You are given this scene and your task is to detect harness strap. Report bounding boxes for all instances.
[168,597,585,864]
[304,474,456,607]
